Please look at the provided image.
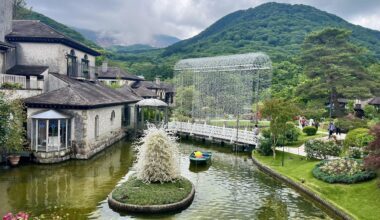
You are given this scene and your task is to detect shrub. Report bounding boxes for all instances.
[348,147,362,159]
[335,118,368,133]
[257,137,272,156]
[302,126,317,136]
[304,139,341,159]
[344,128,374,148]
[261,128,271,139]
[313,159,376,184]
[285,122,301,142]
[1,82,23,89]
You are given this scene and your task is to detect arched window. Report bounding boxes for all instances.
[81,54,89,76]
[95,115,99,139]
[66,49,77,77]
[110,110,115,122]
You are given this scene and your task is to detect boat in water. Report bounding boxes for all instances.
[189,151,212,165]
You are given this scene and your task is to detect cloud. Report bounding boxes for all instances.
[26,0,380,45]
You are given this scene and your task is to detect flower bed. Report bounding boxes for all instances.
[313,158,376,184]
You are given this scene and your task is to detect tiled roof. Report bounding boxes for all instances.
[131,80,174,92]
[6,20,100,56]
[369,97,380,105]
[97,68,143,81]
[7,65,48,78]
[132,86,158,98]
[25,73,141,109]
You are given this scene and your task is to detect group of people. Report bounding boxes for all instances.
[298,116,319,130]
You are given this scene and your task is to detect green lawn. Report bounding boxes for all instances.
[287,131,327,147]
[112,176,193,205]
[253,151,380,220]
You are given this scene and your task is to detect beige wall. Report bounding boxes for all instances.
[1,89,42,101]
[15,42,96,74]
[85,105,123,143]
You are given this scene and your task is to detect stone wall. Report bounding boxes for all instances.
[1,89,42,100]
[15,42,96,74]
[0,0,13,42]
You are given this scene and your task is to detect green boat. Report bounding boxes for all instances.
[189,151,212,165]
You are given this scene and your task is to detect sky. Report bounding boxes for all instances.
[26,0,380,45]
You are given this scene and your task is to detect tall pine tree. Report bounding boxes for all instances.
[299,28,373,117]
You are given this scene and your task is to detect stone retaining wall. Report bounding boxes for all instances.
[108,181,195,214]
[251,156,352,220]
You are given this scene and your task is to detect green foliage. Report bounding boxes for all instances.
[304,139,341,159]
[299,28,375,117]
[312,159,376,184]
[257,137,273,156]
[284,122,301,142]
[348,147,363,159]
[0,97,25,154]
[364,105,379,120]
[262,99,299,158]
[302,126,317,136]
[335,117,368,133]
[1,82,23,89]
[344,128,374,148]
[112,176,192,205]
[5,99,26,153]
[0,93,11,148]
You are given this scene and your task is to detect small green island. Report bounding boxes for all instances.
[108,127,195,213]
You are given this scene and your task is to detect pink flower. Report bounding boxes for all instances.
[2,212,15,220]
[16,212,29,220]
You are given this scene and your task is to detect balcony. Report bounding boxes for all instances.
[67,63,97,81]
[0,73,27,89]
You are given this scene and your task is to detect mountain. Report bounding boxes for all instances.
[73,27,180,48]
[161,2,380,61]
[151,34,181,48]
[108,44,157,53]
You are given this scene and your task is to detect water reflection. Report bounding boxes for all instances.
[0,139,330,220]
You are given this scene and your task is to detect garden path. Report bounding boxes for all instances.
[280,133,346,157]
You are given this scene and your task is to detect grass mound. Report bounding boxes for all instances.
[112,176,193,205]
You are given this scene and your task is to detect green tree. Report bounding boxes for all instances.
[261,99,298,158]
[299,28,373,118]
[0,93,11,151]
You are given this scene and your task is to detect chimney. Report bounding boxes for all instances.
[155,76,160,85]
[0,0,14,42]
[101,61,108,73]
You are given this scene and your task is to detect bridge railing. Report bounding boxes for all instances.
[167,121,259,145]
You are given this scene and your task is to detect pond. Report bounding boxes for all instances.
[0,139,331,219]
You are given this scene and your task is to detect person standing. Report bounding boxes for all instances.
[328,121,335,139]
[253,124,260,135]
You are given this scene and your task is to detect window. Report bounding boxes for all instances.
[66,49,77,77]
[81,54,89,77]
[95,115,99,139]
[110,110,115,123]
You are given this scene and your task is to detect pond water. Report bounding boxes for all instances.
[0,139,331,219]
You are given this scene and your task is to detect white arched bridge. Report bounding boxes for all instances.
[167,122,259,146]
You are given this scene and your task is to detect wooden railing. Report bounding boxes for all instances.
[0,73,27,89]
[167,121,259,145]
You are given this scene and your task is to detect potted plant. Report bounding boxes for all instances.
[5,99,26,166]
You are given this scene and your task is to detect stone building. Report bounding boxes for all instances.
[97,62,143,87]
[0,1,144,163]
[131,77,175,106]
[24,74,141,163]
